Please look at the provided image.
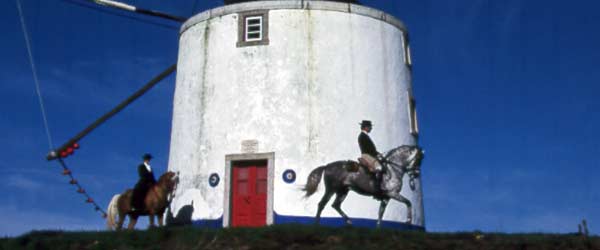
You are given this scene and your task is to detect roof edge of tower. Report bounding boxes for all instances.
[181,0,407,34]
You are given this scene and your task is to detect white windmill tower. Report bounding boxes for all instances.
[167,0,424,230]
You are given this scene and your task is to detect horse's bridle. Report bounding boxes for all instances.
[381,153,421,191]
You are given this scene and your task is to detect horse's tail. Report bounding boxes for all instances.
[106,194,120,230]
[303,166,326,197]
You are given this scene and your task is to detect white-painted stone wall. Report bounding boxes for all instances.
[168,1,424,227]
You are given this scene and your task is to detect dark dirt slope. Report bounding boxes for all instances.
[1,224,598,250]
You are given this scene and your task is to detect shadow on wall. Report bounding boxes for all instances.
[166,201,194,226]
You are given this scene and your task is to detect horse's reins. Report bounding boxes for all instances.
[150,177,176,203]
[381,152,420,191]
[383,150,420,171]
[381,159,407,171]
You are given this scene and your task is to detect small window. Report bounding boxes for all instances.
[407,92,419,135]
[237,11,269,47]
[406,45,412,66]
[403,33,412,68]
[245,16,262,41]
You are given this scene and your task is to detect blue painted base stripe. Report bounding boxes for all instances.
[185,214,424,231]
[191,216,223,228]
[274,213,425,231]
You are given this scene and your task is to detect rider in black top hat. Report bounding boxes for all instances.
[132,153,156,212]
[358,120,384,192]
[358,120,379,157]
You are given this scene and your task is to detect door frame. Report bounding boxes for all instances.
[223,152,275,227]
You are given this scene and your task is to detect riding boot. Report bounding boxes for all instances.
[131,188,143,212]
[131,195,139,212]
[375,171,383,193]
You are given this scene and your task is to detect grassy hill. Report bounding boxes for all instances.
[1,224,598,250]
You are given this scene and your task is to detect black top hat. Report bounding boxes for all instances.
[359,120,373,127]
[142,153,153,160]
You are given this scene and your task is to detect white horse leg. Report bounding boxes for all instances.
[389,193,412,224]
[377,199,390,228]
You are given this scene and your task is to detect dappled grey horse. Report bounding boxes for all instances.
[303,145,424,227]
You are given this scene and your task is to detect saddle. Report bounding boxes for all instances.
[358,158,387,198]
[358,157,378,173]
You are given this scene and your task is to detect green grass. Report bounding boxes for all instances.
[1,224,598,250]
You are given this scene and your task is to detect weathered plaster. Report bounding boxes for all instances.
[168,1,423,227]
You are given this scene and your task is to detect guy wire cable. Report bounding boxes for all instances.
[16,0,54,150]
[17,0,106,219]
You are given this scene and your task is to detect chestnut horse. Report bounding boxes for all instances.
[106,171,178,230]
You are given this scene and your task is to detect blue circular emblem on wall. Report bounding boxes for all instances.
[282,169,296,184]
[209,173,220,187]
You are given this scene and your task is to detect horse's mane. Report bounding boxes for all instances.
[157,171,175,185]
[384,145,415,158]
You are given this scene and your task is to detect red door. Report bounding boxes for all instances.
[232,161,267,227]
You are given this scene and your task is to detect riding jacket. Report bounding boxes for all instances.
[358,131,380,157]
[137,162,156,185]
[132,162,157,210]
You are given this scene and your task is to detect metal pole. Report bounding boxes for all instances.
[46,64,177,160]
[91,0,187,22]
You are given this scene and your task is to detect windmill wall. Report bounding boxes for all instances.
[168,0,424,229]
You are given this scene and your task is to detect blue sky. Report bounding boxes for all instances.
[1,0,599,236]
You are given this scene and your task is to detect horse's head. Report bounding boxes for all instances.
[158,171,179,192]
[384,145,425,190]
[406,146,424,190]
[407,146,424,176]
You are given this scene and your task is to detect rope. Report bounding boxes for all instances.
[17,0,106,219]
[16,0,54,150]
[58,158,107,218]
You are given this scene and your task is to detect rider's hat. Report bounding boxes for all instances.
[142,153,153,160]
[359,120,373,127]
